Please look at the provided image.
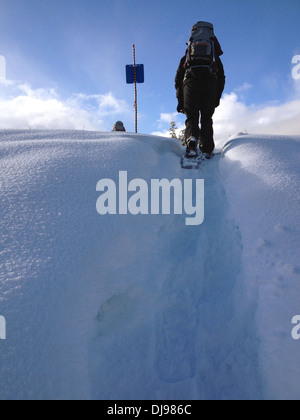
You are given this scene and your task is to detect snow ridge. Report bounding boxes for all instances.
[0,130,299,400]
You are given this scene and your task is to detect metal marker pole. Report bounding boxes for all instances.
[133,44,137,134]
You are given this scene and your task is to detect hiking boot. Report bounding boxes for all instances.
[186,136,198,154]
[199,141,213,159]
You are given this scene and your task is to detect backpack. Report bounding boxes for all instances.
[185,21,216,71]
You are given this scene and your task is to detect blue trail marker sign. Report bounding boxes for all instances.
[126,64,144,84]
[126,45,144,133]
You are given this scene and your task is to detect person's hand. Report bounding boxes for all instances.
[177,103,184,113]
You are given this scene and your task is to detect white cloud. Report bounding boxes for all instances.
[158,112,178,124]
[72,92,130,117]
[152,112,185,139]
[232,82,254,103]
[1,77,300,140]
[0,79,131,131]
[214,93,300,142]
[153,87,300,146]
[0,55,6,80]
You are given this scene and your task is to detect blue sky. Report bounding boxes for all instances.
[0,0,299,138]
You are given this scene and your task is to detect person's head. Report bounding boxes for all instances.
[114,121,125,131]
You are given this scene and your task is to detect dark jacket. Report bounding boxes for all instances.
[175,42,226,111]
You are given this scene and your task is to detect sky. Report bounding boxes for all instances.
[0,0,299,141]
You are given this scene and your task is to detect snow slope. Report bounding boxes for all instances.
[0,130,299,400]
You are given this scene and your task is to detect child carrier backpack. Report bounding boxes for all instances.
[185,21,216,71]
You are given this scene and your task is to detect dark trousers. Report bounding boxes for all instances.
[183,72,217,154]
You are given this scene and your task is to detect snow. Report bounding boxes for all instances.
[0,129,299,400]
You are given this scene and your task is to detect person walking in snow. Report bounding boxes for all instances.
[175,22,225,158]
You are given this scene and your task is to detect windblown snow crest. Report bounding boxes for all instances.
[0,130,299,400]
